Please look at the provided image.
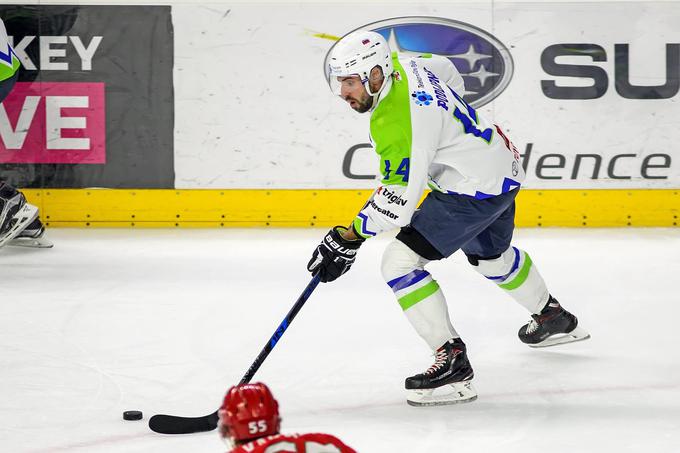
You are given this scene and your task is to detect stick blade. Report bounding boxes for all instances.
[148,411,219,434]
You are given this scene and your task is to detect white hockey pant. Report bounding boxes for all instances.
[381,240,458,350]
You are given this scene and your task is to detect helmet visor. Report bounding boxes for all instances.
[328,74,365,97]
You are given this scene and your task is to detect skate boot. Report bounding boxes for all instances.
[405,338,477,406]
[518,296,590,348]
[9,218,53,248]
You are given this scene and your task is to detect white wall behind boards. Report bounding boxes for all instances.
[8,1,674,189]
[170,2,680,189]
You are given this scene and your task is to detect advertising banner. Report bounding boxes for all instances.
[0,82,106,164]
[172,2,679,189]
[0,5,174,188]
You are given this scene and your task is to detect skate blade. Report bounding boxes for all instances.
[8,236,54,248]
[407,381,478,406]
[528,326,591,348]
[0,204,39,248]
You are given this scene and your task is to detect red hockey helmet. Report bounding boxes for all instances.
[218,382,281,443]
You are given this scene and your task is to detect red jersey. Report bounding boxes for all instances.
[230,432,357,453]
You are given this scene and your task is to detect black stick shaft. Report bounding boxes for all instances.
[239,273,321,384]
[148,274,322,434]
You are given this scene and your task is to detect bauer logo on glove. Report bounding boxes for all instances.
[307,226,363,283]
[324,234,359,255]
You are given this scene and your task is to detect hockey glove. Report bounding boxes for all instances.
[307,226,363,283]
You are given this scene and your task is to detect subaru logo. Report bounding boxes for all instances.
[325,17,514,108]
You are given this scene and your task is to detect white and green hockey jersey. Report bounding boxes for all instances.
[0,18,20,83]
[352,52,525,239]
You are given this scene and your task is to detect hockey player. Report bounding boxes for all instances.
[219,382,357,453]
[307,30,589,406]
[0,17,51,249]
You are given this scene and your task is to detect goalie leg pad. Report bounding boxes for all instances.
[0,183,40,248]
[0,203,39,248]
[407,380,478,406]
[382,240,458,350]
[9,218,53,248]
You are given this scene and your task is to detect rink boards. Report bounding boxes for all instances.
[22,188,679,228]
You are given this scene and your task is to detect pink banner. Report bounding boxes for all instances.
[0,82,105,164]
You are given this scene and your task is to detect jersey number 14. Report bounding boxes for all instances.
[448,87,493,144]
[383,157,410,183]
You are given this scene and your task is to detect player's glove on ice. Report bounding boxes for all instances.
[307,226,363,283]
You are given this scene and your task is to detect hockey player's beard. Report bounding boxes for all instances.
[347,93,373,113]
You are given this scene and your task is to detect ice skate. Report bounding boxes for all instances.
[9,218,53,248]
[519,296,590,348]
[405,338,477,406]
[0,190,39,249]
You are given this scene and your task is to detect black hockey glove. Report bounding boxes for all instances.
[307,226,364,283]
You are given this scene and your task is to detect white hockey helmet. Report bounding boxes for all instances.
[326,30,392,97]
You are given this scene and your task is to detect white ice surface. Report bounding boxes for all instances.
[1,228,679,453]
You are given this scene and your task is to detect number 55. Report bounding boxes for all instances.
[248,420,268,434]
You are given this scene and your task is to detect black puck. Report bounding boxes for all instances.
[123,410,143,421]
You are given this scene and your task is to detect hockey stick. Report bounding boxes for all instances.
[148,273,322,434]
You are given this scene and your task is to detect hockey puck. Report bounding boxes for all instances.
[123,410,143,421]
